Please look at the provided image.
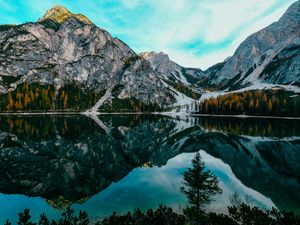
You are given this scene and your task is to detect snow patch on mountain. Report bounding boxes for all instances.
[162,80,196,113]
[200,83,300,102]
[85,84,115,114]
[199,0,300,91]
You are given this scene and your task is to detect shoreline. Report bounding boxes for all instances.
[191,113,300,120]
[0,112,81,116]
[0,111,299,120]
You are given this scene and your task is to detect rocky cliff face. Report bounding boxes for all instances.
[140,51,203,101]
[199,0,300,90]
[140,51,205,85]
[0,6,174,111]
[38,5,93,25]
[0,1,299,111]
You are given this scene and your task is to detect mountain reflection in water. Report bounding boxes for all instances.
[0,115,299,222]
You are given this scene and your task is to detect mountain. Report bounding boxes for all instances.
[140,51,205,85]
[38,4,93,25]
[140,51,203,102]
[0,2,299,113]
[198,0,300,91]
[0,6,175,112]
[139,1,300,93]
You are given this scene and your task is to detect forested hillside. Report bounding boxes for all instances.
[197,90,300,117]
[0,81,103,112]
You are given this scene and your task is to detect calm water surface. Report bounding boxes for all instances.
[0,115,299,223]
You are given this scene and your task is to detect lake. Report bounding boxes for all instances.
[0,114,299,223]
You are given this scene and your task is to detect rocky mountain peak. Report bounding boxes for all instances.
[140,51,170,65]
[0,5,175,111]
[200,0,300,90]
[38,5,93,25]
[140,51,205,86]
[279,0,300,24]
[141,51,182,70]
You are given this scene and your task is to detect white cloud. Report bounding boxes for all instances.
[133,0,296,69]
[3,0,296,70]
[106,0,296,69]
[121,0,142,9]
[194,1,296,69]
[177,49,233,70]
[200,0,277,43]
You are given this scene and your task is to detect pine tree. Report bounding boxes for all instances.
[6,90,14,111]
[17,209,34,225]
[63,94,68,109]
[4,220,11,225]
[24,93,31,109]
[78,210,89,225]
[39,213,50,225]
[180,152,222,223]
[268,100,273,113]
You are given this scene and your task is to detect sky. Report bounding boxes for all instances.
[0,0,297,69]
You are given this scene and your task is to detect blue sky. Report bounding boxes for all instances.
[0,0,296,69]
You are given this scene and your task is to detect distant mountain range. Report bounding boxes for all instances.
[198,0,300,90]
[0,1,299,113]
[141,0,300,92]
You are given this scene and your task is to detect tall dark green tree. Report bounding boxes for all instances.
[180,151,222,223]
[38,214,49,225]
[17,209,34,225]
[4,220,11,225]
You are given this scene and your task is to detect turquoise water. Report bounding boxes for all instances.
[0,115,299,222]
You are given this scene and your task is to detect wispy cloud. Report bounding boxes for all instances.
[0,0,297,69]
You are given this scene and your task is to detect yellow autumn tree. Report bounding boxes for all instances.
[268,100,273,112]
[24,93,31,108]
[15,101,23,110]
[35,88,39,98]
[249,99,254,110]
[30,91,35,102]
[6,90,14,111]
[255,98,260,109]
[63,93,68,109]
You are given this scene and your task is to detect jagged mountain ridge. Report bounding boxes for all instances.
[0,5,174,111]
[140,51,203,102]
[140,51,205,85]
[38,5,93,25]
[198,0,300,90]
[140,1,300,92]
[0,2,299,112]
